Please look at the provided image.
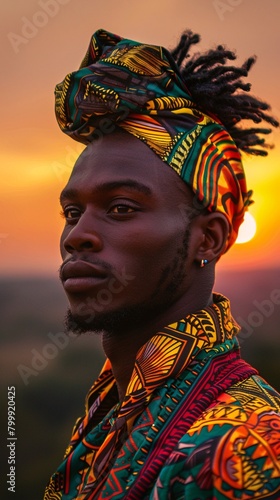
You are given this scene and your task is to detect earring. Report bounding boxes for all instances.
[200,259,208,268]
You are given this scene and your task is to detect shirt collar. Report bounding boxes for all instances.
[86,293,239,419]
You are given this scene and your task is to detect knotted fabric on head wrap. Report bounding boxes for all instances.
[55,29,254,251]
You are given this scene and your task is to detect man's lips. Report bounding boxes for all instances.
[61,261,108,293]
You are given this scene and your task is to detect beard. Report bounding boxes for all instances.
[64,227,191,336]
[64,301,160,336]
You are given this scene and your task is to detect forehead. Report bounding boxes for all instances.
[64,131,191,200]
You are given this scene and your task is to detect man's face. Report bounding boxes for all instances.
[59,131,197,334]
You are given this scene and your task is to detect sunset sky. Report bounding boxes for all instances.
[1,0,280,277]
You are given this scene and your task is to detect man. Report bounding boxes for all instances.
[44,29,280,499]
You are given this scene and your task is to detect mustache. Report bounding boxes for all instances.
[58,256,113,281]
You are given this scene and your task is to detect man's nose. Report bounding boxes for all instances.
[62,214,103,254]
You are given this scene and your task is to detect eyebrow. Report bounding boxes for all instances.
[60,179,152,204]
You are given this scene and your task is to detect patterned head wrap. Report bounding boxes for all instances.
[55,29,253,251]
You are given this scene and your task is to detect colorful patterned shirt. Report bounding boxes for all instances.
[44,294,280,499]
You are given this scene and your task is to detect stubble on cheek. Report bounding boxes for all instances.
[150,228,190,302]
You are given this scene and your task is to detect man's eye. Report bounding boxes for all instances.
[61,207,81,220]
[109,204,135,214]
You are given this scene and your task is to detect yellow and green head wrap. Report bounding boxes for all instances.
[55,29,277,251]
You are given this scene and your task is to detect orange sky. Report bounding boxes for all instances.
[1,0,280,277]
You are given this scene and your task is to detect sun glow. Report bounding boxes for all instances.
[236,212,257,244]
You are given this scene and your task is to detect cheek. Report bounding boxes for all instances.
[109,224,189,304]
[111,219,185,268]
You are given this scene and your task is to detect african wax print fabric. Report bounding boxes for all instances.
[44,294,280,499]
[55,29,253,251]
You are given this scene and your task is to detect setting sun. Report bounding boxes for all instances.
[236,212,257,244]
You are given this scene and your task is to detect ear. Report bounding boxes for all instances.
[190,212,230,265]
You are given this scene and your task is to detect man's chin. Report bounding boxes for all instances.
[64,306,143,336]
[64,302,158,336]
[64,309,105,335]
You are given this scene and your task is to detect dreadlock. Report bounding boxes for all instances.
[171,31,279,156]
